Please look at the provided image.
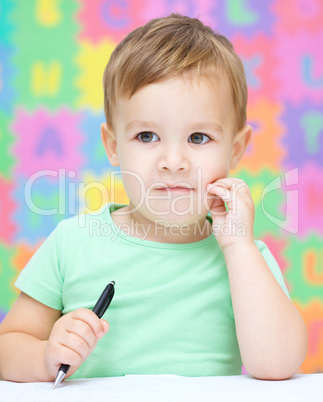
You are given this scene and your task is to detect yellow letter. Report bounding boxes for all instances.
[31,61,61,96]
[35,0,62,27]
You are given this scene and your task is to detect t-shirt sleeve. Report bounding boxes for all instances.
[255,240,291,300]
[15,221,64,310]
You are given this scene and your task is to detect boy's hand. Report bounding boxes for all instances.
[206,178,255,252]
[44,308,110,379]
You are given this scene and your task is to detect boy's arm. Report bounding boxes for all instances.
[223,241,308,380]
[207,178,308,380]
[0,292,110,382]
[0,292,61,382]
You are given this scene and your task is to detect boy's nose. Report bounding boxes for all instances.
[157,146,189,172]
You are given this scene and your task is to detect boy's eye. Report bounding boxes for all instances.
[137,132,159,143]
[136,131,211,144]
[188,133,211,144]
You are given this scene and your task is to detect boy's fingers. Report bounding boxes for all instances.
[63,319,97,348]
[70,308,104,338]
[59,332,89,361]
[101,319,110,336]
[56,344,83,368]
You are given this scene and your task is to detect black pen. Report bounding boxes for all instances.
[53,281,115,388]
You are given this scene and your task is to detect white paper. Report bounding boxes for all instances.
[0,373,322,402]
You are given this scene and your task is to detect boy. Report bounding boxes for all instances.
[0,14,307,382]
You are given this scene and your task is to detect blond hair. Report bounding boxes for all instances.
[103,13,247,133]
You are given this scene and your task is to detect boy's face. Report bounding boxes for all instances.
[101,73,252,230]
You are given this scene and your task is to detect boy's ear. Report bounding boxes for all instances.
[229,124,253,170]
[100,122,120,167]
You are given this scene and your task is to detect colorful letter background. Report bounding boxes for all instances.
[0,0,322,374]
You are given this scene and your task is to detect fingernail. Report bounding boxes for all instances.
[98,331,104,338]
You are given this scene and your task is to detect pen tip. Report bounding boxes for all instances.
[111,281,115,285]
[53,370,66,388]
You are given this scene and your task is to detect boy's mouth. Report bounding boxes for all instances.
[155,184,193,193]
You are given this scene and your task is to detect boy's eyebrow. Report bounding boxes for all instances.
[124,120,223,133]
[187,122,223,134]
[125,120,160,132]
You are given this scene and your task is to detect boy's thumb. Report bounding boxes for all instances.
[101,319,110,334]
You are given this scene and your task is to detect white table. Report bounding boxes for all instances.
[1,373,322,402]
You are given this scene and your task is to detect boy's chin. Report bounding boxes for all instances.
[129,198,211,226]
[143,198,209,215]
[150,211,209,228]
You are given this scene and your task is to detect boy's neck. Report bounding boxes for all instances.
[110,205,213,244]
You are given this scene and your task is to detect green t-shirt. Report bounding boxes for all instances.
[15,202,290,379]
